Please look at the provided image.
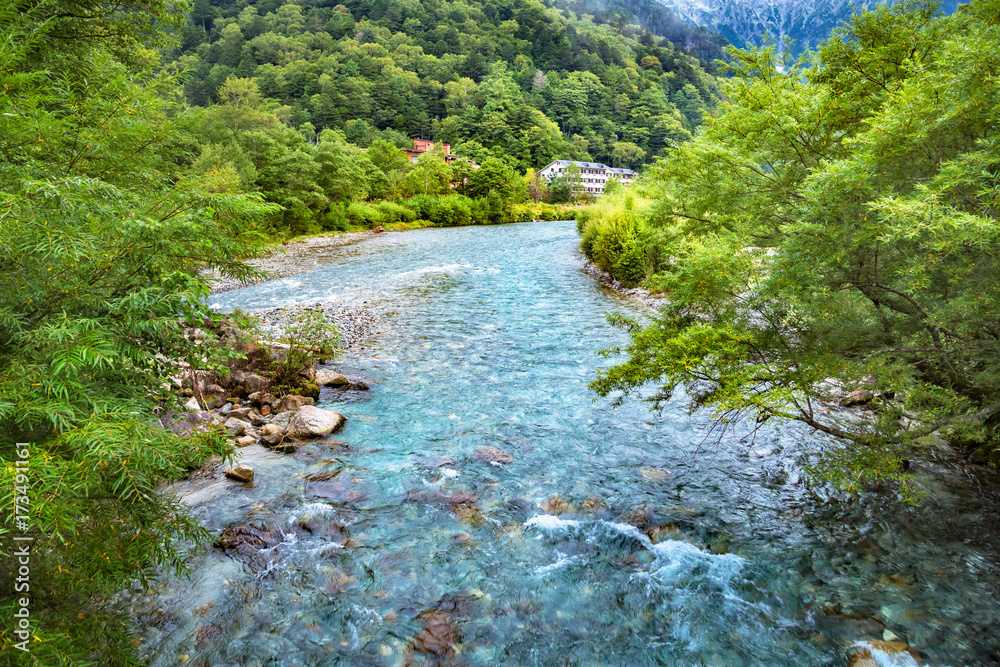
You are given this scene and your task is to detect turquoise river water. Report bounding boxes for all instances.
[131,221,1000,666]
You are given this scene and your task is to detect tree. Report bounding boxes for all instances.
[404,150,452,196]
[465,157,518,223]
[524,168,549,203]
[0,3,277,663]
[591,0,1000,497]
[611,141,646,169]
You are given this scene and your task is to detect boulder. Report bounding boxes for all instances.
[219,402,233,415]
[206,383,225,396]
[839,388,874,407]
[349,381,370,391]
[270,412,294,428]
[243,373,267,394]
[224,465,254,483]
[248,392,276,409]
[224,417,251,436]
[184,396,201,412]
[277,394,314,413]
[316,370,351,387]
[261,423,284,436]
[286,405,346,439]
[204,394,226,410]
[228,407,252,421]
[261,432,284,446]
[235,435,257,447]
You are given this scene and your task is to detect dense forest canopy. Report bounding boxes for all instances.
[166,0,721,170]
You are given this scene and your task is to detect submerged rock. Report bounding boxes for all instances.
[286,405,346,439]
[214,524,276,551]
[848,640,921,666]
[475,446,514,464]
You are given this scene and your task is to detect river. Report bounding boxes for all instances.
[131,221,1000,666]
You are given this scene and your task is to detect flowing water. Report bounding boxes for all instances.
[132,221,1000,666]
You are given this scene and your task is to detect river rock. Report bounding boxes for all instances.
[261,423,284,436]
[277,394,314,413]
[235,435,257,447]
[228,406,252,421]
[204,394,226,410]
[243,373,267,394]
[848,640,921,666]
[206,383,225,396]
[248,391,276,408]
[475,447,513,464]
[316,369,351,386]
[286,405,346,439]
[840,389,874,407]
[215,524,274,550]
[224,417,251,436]
[224,465,254,483]
[184,396,201,412]
[270,411,294,427]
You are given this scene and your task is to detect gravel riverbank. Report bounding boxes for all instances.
[254,303,383,351]
[208,230,381,294]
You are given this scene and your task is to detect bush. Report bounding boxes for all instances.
[321,202,350,231]
[576,190,664,287]
[401,194,475,226]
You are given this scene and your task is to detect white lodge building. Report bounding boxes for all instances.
[538,160,637,196]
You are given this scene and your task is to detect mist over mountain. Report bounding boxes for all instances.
[654,0,959,52]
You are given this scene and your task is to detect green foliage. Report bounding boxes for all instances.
[577,186,665,286]
[165,0,719,175]
[588,0,1000,497]
[0,1,278,662]
[269,309,341,394]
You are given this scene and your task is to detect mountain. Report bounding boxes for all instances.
[656,0,959,52]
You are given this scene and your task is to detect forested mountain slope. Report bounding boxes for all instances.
[165,0,722,170]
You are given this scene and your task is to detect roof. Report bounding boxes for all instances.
[540,161,640,176]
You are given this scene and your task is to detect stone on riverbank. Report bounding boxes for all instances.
[248,391,276,408]
[235,435,256,447]
[223,417,251,436]
[277,394,314,413]
[840,389,875,407]
[316,369,351,386]
[287,405,346,439]
[224,465,254,483]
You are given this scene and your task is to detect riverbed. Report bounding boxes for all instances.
[131,220,1000,665]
